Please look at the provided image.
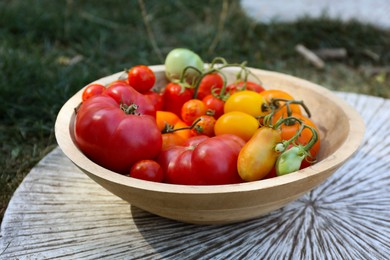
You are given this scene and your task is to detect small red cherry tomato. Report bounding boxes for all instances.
[202,94,225,119]
[196,72,224,100]
[143,90,164,111]
[127,65,156,93]
[129,160,163,182]
[162,82,194,116]
[227,81,265,94]
[191,115,216,137]
[181,99,207,125]
[82,84,105,101]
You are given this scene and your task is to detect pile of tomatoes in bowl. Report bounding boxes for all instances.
[74,49,320,186]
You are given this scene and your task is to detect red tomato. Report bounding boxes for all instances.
[74,93,162,174]
[191,115,216,137]
[107,80,130,88]
[157,134,245,185]
[196,73,224,100]
[202,94,225,119]
[129,160,164,182]
[143,90,164,111]
[82,84,105,101]
[162,82,194,116]
[227,81,265,94]
[181,99,207,125]
[103,84,156,117]
[127,65,156,93]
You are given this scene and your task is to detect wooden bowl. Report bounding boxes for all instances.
[55,65,365,225]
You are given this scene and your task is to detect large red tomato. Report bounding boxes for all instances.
[157,134,245,185]
[74,86,162,174]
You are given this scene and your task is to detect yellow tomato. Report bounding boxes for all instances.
[224,90,268,118]
[214,111,259,141]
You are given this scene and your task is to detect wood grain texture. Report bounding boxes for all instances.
[1,92,389,259]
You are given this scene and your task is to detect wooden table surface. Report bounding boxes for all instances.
[1,92,389,260]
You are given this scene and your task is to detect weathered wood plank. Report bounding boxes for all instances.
[1,92,389,259]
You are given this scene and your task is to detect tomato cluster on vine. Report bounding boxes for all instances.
[74,48,321,185]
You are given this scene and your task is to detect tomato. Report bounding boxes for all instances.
[260,89,302,120]
[82,83,105,101]
[127,65,156,93]
[196,73,224,100]
[157,134,245,185]
[181,99,207,125]
[191,115,216,137]
[143,90,164,111]
[156,111,191,149]
[74,94,162,174]
[129,160,164,182]
[103,84,156,117]
[226,81,265,94]
[202,94,225,119]
[214,111,259,142]
[273,113,320,158]
[162,82,194,116]
[107,79,129,88]
[237,127,282,181]
[224,90,268,118]
[164,48,204,82]
[275,146,306,176]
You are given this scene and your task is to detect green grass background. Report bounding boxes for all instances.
[1,0,389,223]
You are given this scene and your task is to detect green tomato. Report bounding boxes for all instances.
[276,146,306,176]
[164,48,204,82]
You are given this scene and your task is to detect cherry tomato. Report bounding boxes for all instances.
[260,89,302,120]
[164,48,204,82]
[107,79,130,88]
[127,65,156,93]
[156,111,191,149]
[129,160,164,182]
[181,99,207,125]
[202,94,225,119]
[82,83,105,101]
[237,127,282,181]
[191,115,216,137]
[273,113,321,158]
[224,90,268,118]
[226,81,265,94]
[196,73,224,100]
[162,82,194,116]
[143,90,164,111]
[214,111,259,142]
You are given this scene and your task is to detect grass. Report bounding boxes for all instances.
[1,0,389,223]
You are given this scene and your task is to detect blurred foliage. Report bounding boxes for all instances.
[1,0,389,222]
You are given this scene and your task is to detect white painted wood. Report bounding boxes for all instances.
[1,92,389,259]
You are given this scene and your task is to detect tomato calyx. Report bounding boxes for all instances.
[120,103,140,115]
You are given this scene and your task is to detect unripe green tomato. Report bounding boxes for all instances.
[164,48,204,82]
[276,146,305,176]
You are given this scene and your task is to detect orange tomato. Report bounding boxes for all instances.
[156,111,191,149]
[260,89,302,120]
[181,99,207,125]
[273,113,320,158]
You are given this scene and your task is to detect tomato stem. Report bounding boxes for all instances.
[163,118,202,134]
[120,103,139,115]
